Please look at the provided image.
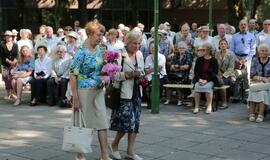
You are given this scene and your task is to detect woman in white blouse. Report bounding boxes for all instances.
[144,41,167,108]
[29,44,52,106]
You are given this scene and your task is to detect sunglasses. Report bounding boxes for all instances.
[241,38,245,44]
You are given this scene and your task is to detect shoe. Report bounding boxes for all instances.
[219,103,228,110]
[205,107,212,114]
[249,114,255,122]
[242,99,248,104]
[231,98,240,103]
[177,100,182,106]
[256,115,264,123]
[193,107,199,114]
[13,99,21,106]
[30,99,37,106]
[3,95,11,100]
[164,100,170,105]
[75,153,86,160]
[108,144,121,160]
[125,154,143,160]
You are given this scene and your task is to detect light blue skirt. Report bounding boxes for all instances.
[194,81,214,93]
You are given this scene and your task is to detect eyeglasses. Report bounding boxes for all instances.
[64,29,72,31]
[241,38,245,44]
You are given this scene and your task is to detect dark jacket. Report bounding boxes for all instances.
[193,56,219,86]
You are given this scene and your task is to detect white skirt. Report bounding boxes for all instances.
[248,90,270,106]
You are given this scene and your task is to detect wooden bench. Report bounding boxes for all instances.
[163,84,230,112]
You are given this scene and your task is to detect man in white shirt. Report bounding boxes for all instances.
[212,24,232,52]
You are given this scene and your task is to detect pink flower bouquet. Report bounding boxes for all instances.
[100,51,122,86]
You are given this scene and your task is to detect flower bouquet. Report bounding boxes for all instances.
[101,51,123,110]
[100,51,122,87]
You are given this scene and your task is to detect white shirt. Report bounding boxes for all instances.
[52,54,72,79]
[194,36,213,48]
[144,53,167,81]
[17,39,34,52]
[34,55,52,79]
[256,31,270,46]
[212,34,232,52]
[105,39,124,52]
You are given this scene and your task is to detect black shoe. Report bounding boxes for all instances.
[29,101,37,106]
[47,100,56,106]
[242,99,248,104]
[231,98,240,103]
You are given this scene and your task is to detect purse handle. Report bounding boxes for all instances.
[72,109,87,128]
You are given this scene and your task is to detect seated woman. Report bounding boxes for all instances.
[29,44,52,106]
[248,43,270,123]
[47,44,71,106]
[11,45,34,106]
[164,41,192,105]
[215,39,236,109]
[193,43,218,114]
[144,41,167,108]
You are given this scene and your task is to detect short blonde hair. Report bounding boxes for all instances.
[200,43,213,56]
[85,20,102,36]
[124,30,142,45]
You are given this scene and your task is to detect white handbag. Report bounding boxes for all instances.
[62,109,94,153]
[249,82,270,92]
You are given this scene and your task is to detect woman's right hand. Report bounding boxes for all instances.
[72,96,80,111]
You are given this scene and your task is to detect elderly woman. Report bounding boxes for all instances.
[173,23,194,53]
[248,43,270,123]
[47,44,71,106]
[164,41,192,106]
[17,29,34,52]
[109,30,144,160]
[145,41,167,108]
[0,30,18,99]
[30,44,52,106]
[11,45,34,106]
[215,39,235,109]
[69,20,111,160]
[193,43,218,114]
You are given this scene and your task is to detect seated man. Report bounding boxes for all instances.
[47,44,71,106]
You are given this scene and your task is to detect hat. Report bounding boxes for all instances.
[164,22,170,26]
[200,26,210,32]
[68,31,78,40]
[11,29,18,35]
[57,28,64,33]
[158,29,167,35]
[4,30,14,36]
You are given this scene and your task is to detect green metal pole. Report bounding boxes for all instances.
[151,0,160,114]
[209,0,213,36]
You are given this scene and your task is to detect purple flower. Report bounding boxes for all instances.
[106,51,120,62]
[102,63,122,78]
[100,76,111,83]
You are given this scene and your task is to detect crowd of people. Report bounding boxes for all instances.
[1,18,270,160]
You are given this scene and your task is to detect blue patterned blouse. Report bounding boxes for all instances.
[14,58,35,72]
[250,57,270,78]
[69,45,104,89]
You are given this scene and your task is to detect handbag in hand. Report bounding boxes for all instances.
[62,109,94,153]
[105,56,124,110]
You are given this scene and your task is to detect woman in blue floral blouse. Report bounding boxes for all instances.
[69,20,111,160]
[11,45,34,106]
[248,43,270,123]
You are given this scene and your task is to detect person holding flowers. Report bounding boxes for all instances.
[109,30,145,160]
[69,20,111,160]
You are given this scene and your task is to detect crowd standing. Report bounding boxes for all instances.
[1,18,270,160]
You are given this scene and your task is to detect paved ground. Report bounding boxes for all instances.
[1,84,270,160]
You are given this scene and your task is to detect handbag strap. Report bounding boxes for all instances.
[72,109,87,128]
[119,56,124,89]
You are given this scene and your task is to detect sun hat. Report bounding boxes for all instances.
[67,31,78,40]
[4,30,14,36]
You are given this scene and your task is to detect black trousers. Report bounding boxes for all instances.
[30,77,48,103]
[47,78,69,103]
